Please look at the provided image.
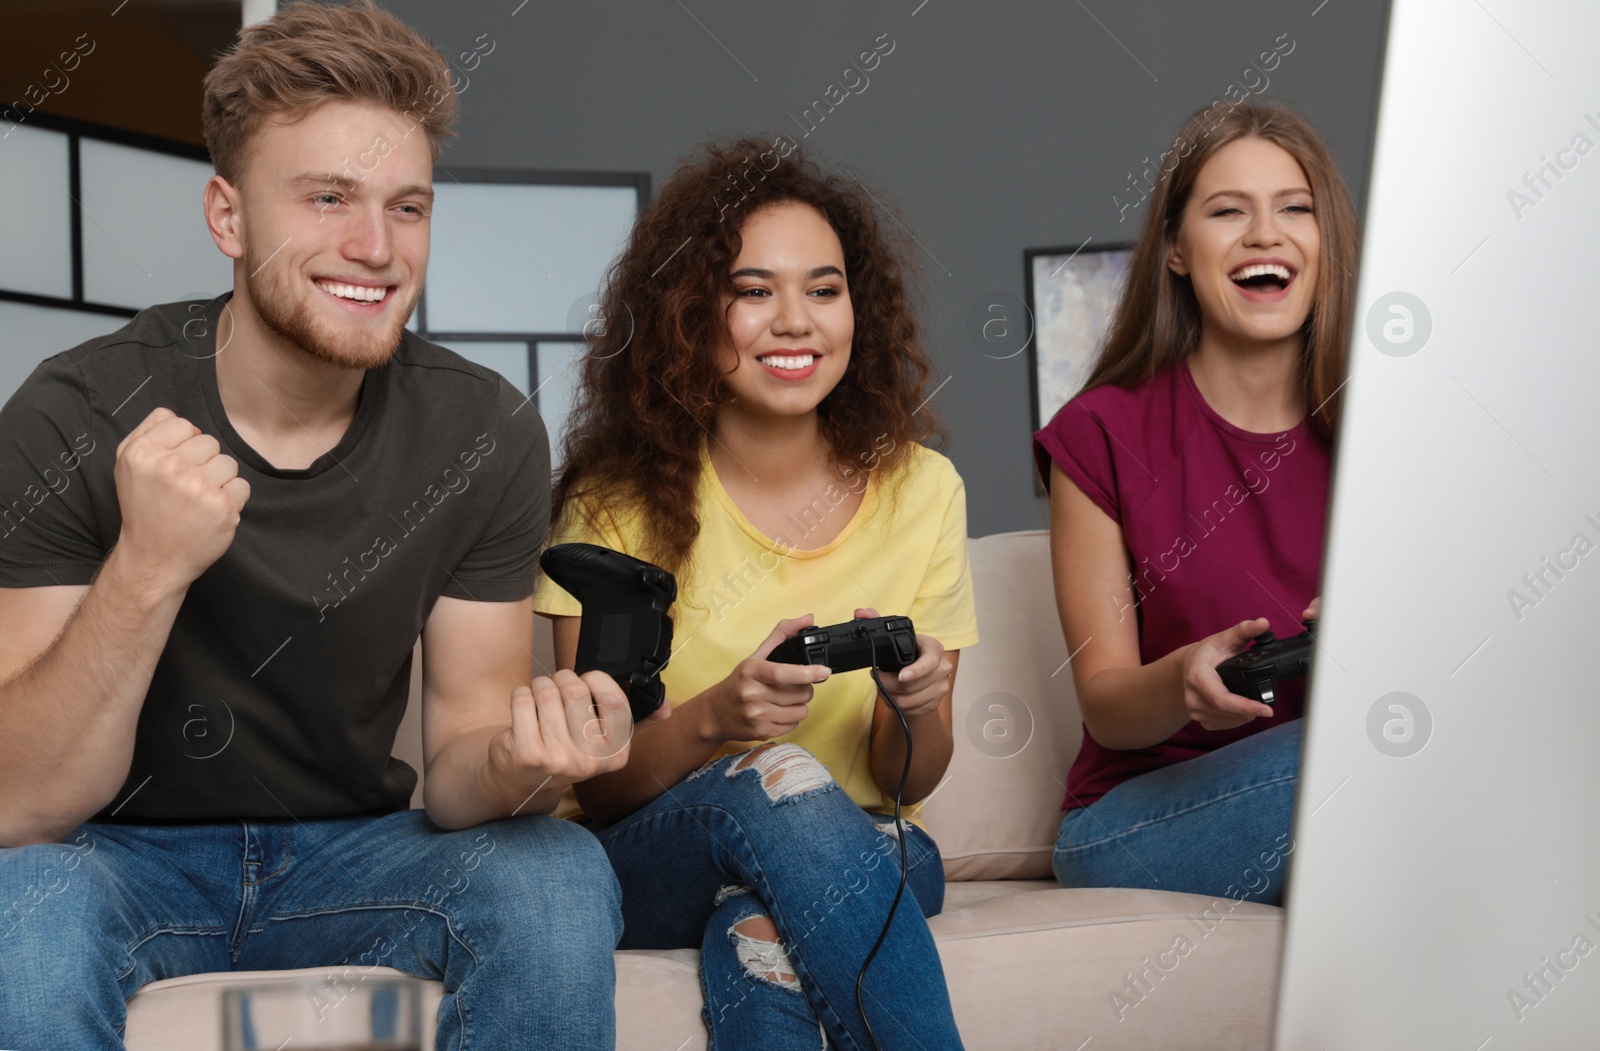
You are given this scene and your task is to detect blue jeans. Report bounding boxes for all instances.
[593,743,964,1051]
[1054,719,1302,906]
[0,809,623,1050]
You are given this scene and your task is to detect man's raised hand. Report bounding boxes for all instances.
[112,408,250,589]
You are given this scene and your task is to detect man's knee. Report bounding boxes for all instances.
[457,818,621,942]
[0,840,117,965]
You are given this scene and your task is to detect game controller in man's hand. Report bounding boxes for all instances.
[538,543,676,722]
[768,616,920,675]
[1215,620,1316,706]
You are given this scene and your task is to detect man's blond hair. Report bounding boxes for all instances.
[201,0,457,183]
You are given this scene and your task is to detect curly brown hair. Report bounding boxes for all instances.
[1084,102,1357,443]
[202,0,456,184]
[552,136,943,577]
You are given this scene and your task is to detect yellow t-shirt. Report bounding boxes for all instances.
[533,442,980,821]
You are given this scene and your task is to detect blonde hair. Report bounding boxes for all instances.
[202,0,457,183]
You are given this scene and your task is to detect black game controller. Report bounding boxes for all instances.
[1215,620,1316,705]
[538,543,676,722]
[768,616,920,675]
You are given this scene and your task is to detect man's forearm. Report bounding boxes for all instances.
[0,549,187,846]
[423,724,568,830]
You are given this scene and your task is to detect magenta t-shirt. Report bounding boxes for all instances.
[1033,358,1331,811]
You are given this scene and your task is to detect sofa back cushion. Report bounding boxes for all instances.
[919,530,1082,880]
[393,531,1085,881]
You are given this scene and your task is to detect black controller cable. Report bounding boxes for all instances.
[856,633,913,1051]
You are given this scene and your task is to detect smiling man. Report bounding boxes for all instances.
[0,4,636,1049]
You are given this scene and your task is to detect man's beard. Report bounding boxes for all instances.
[243,241,414,371]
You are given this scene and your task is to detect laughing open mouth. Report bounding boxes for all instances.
[1227,263,1295,292]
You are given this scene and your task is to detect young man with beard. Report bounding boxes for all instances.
[0,4,644,1049]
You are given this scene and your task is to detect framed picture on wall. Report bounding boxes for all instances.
[1023,241,1134,437]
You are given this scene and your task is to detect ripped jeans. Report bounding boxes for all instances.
[591,744,963,1050]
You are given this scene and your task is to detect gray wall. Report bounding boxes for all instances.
[383,0,1390,536]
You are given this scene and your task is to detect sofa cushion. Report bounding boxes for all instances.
[125,883,1280,1051]
[920,530,1084,880]
[930,882,1282,1049]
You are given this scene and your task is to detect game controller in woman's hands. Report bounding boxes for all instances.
[1215,620,1316,706]
[768,616,920,674]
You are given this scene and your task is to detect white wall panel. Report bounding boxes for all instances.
[79,139,229,309]
[535,340,585,467]
[0,126,73,299]
[424,182,635,334]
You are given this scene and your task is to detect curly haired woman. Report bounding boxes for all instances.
[533,137,976,1049]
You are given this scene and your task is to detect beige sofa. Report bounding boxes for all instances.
[124,530,1283,1049]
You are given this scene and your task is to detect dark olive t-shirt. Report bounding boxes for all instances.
[0,293,550,822]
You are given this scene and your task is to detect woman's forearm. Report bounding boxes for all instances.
[869,705,952,806]
[572,687,726,824]
[1076,644,1196,752]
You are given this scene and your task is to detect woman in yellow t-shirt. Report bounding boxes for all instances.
[533,138,978,1050]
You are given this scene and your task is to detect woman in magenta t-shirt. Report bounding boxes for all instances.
[1034,103,1357,906]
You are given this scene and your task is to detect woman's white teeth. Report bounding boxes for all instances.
[761,354,816,371]
[317,280,387,303]
[1229,263,1292,283]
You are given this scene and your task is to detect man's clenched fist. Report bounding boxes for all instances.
[113,408,250,589]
